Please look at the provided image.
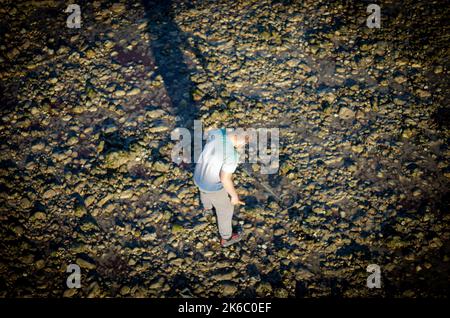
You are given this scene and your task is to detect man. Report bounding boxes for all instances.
[193,128,246,247]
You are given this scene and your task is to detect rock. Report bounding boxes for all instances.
[73,105,85,114]
[111,3,126,14]
[148,126,170,133]
[20,197,33,209]
[104,151,133,169]
[87,282,102,298]
[402,128,415,139]
[63,289,78,298]
[119,190,133,199]
[167,252,177,260]
[153,161,170,172]
[394,75,407,84]
[286,59,300,68]
[256,282,272,296]
[85,49,96,59]
[84,195,96,207]
[299,63,312,73]
[103,124,117,134]
[21,254,34,264]
[146,109,166,119]
[274,288,289,298]
[338,107,355,120]
[31,212,46,221]
[149,278,165,290]
[220,283,237,297]
[324,93,336,104]
[43,189,57,199]
[74,204,87,217]
[152,175,165,187]
[325,157,344,167]
[212,269,238,281]
[31,142,45,152]
[416,89,431,98]
[127,88,141,96]
[114,90,126,98]
[170,258,183,266]
[394,98,406,106]
[171,224,184,234]
[142,232,157,241]
[120,286,131,295]
[35,260,45,270]
[76,258,96,270]
[12,225,25,236]
[80,220,99,232]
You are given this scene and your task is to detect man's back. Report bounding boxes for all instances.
[193,129,238,192]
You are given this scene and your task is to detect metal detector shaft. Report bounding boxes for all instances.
[241,166,282,203]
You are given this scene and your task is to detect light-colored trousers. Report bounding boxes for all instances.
[199,188,234,239]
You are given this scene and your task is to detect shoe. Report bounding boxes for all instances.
[221,232,242,247]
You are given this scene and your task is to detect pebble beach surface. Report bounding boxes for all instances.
[0,0,449,297]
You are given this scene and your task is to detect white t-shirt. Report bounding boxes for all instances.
[193,129,239,192]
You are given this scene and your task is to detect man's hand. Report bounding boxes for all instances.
[220,170,244,205]
[230,195,245,206]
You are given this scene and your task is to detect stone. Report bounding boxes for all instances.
[149,278,165,290]
[84,195,96,207]
[20,197,33,209]
[274,228,286,236]
[127,88,141,96]
[120,286,131,295]
[104,151,133,169]
[256,282,272,296]
[111,3,126,14]
[63,289,78,298]
[31,142,45,151]
[146,109,166,118]
[212,269,238,281]
[43,189,57,199]
[417,89,431,98]
[74,204,87,217]
[119,190,133,199]
[85,50,96,59]
[338,107,355,120]
[220,283,237,297]
[171,224,184,234]
[31,212,46,221]
[286,59,300,68]
[35,260,45,270]
[76,258,96,270]
[114,90,126,98]
[153,161,170,172]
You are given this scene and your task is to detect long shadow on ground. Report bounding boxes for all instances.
[142,0,199,128]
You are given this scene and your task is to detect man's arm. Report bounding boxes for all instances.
[220,170,245,205]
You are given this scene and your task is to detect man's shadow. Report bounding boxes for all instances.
[142,1,210,231]
[142,0,200,129]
